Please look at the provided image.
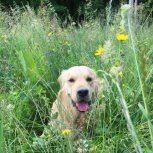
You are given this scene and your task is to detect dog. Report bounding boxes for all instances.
[51,66,98,130]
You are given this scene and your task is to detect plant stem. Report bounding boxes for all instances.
[128,18,153,148]
[115,81,143,153]
[0,104,3,153]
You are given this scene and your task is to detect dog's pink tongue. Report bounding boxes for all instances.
[76,102,89,112]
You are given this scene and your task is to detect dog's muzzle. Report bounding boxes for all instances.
[72,100,91,112]
[71,88,92,112]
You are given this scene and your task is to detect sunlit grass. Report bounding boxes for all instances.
[0,103,3,153]
[1,5,153,153]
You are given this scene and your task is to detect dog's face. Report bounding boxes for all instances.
[58,66,97,112]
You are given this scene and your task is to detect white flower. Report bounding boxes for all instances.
[77,147,87,153]
[103,40,112,52]
[120,4,131,32]
[121,4,131,13]
[7,104,15,111]
[110,65,123,78]
[72,22,76,26]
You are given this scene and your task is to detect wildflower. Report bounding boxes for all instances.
[64,41,71,46]
[119,4,131,32]
[111,66,117,70]
[1,34,7,40]
[116,33,128,41]
[64,41,68,44]
[98,40,113,63]
[89,145,97,151]
[61,129,71,135]
[77,147,87,153]
[118,71,123,77]
[72,22,76,26]
[47,134,51,138]
[103,40,112,52]
[0,17,4,21]
[110,65,123,78]
[48,32,52,37]
[121,4,131,14]
[75,139,89,153]
[137,3,144,11]
[140,124,144,129]
[95,46,104,56]
[7,104,15,111]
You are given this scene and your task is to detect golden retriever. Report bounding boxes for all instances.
[51,66,98,130]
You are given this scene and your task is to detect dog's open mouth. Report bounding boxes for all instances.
[76,101,90,112]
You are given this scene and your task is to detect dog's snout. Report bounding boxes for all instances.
[77,89,89,97]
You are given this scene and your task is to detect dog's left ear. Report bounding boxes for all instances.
[58,70,67,88]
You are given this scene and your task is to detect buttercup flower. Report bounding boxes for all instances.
[110,65,123,78]
[48,32,52,37]
[118,71,123,77]
[64,41,71,46]
[95,46,104,56]
[89,145,97,151]
[61,129,71,135]
[116,33,128,41]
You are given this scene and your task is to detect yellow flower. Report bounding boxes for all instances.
[116,33,128,41]
[47,134,51,138]
[89,145,97,151]
[64,41,68,44]
[95,46,104,56]
[111,66,117,70]
[48,32,52,37]
[1,34,7,39]
[140,124,144,129]
[64,41,71,46]
[62,129,71,135]
[118,71,123,77]
[110,65,123,77]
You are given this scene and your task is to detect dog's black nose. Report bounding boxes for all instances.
[77,89,89,97]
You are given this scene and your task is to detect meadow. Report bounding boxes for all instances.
[0,4,153,153]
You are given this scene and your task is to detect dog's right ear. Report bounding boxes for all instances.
[58,70,67,88]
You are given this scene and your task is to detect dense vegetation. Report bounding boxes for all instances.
[0,0,153,22]
[0,2,153,153]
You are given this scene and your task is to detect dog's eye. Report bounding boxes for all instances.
[86,77,92,82]
[69,78,75,83]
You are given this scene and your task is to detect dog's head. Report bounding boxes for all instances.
[58,66,98,112]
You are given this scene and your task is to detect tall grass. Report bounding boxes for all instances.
[1,4,153,153]
[0,103,3,153]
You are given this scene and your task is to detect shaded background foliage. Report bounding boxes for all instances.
[0,0,152,22]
